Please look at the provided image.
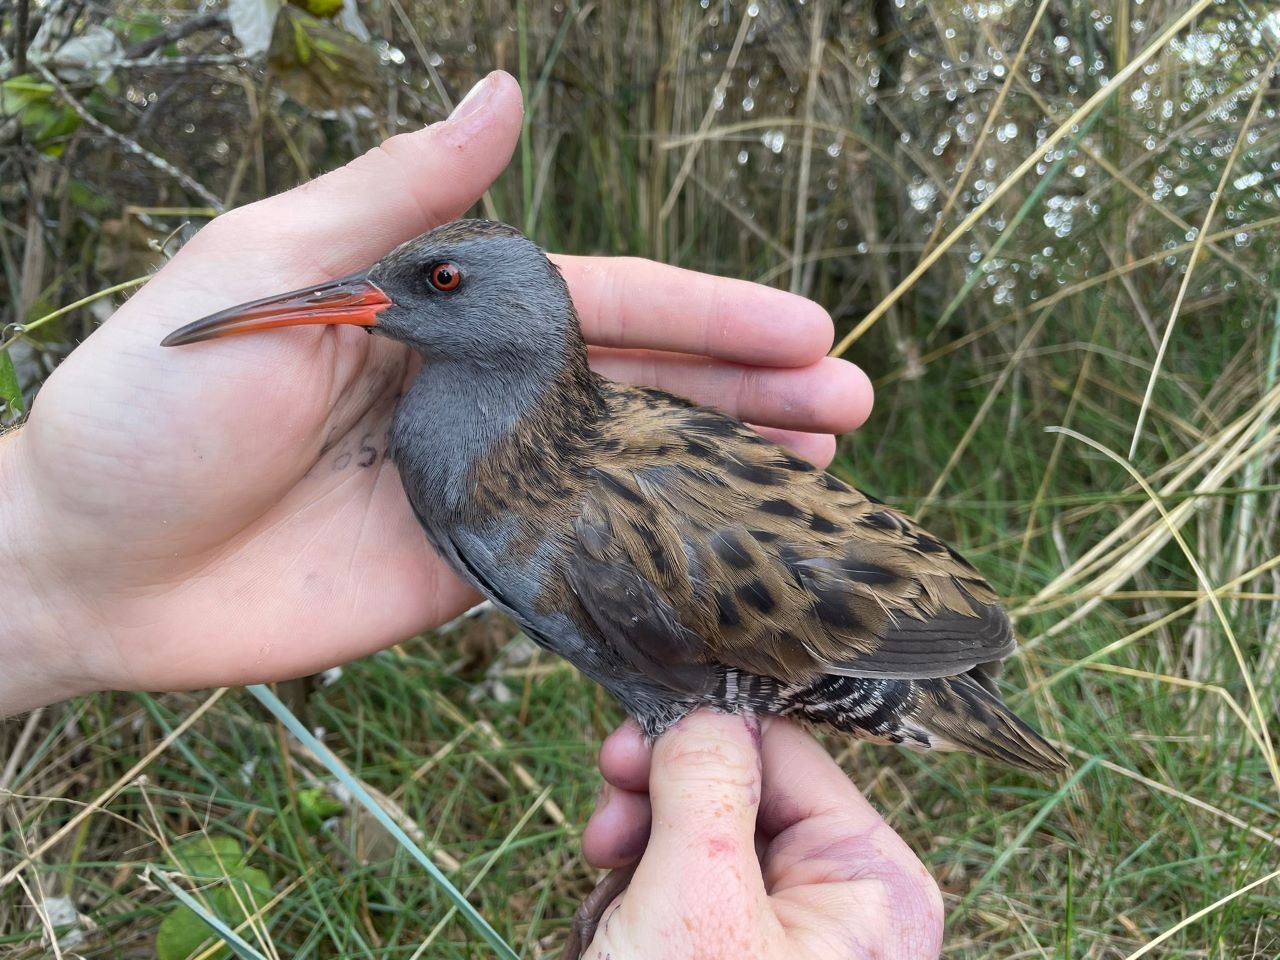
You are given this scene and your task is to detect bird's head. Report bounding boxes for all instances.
[162,220,580,365]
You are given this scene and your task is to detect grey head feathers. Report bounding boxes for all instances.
[370,219,583,368]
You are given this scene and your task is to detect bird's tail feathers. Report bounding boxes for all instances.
[911,673,1068,773]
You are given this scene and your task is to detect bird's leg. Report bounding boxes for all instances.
[562,862,638,960]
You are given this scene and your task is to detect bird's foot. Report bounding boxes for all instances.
[562,862,638,960]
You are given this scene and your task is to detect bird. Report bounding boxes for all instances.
[164,218,1066,949]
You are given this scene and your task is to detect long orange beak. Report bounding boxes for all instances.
[161,272,392,347]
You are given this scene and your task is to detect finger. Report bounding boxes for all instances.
[598,718,652,792]
[587,350,873,435]
[582,783,652,869]
[131,72,523,340]
[558,254,834,367]
[637,711,767,898]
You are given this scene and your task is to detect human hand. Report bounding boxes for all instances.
[0,71,872,713]
[577,712,943,960]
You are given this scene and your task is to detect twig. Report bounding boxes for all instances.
[14,0,30,75]
[110,54,249,70]
[32,61,225,212]
[122,9,229,60]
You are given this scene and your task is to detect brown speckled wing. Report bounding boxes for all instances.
[564,383,1017,688]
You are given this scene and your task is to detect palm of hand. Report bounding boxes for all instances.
[22,235,466,691]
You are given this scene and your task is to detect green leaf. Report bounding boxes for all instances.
[0,77,83,151]
[0,76,54,115]
[156,877,271,960]
[156,839,273,960]
[157,902,231,960]
[170,835,246,878]
[0,350,24,420]
[291,17,312,64]
[103,13,169,50]
[68,179,114,217]
[293,0,344,17]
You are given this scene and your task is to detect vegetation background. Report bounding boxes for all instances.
[2,0,1279,956]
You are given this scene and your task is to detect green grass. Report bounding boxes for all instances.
[3,0,1280,957]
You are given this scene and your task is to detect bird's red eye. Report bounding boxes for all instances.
[429,262,461,292]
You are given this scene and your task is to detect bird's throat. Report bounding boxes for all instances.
[389,342,603,524]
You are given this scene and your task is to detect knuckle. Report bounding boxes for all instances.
[346,139,447,229]
[598,259,634,343]
[369,128,420,162]
[778,372,817,423]
[733,369,763,419]
[657,729,759,789]
[342,139,401,179]
[613,255,651,273]
[743,367,816,427]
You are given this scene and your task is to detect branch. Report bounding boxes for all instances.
[122,10,229,60]
[14,0,30,75]
[111,54,248,70]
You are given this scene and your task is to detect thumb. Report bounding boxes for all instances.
[634,710,767,906]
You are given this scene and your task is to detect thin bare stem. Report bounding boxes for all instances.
[789,0,825,294]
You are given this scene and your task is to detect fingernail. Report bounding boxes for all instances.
[596,782,612,811]
[449,73,494,123]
